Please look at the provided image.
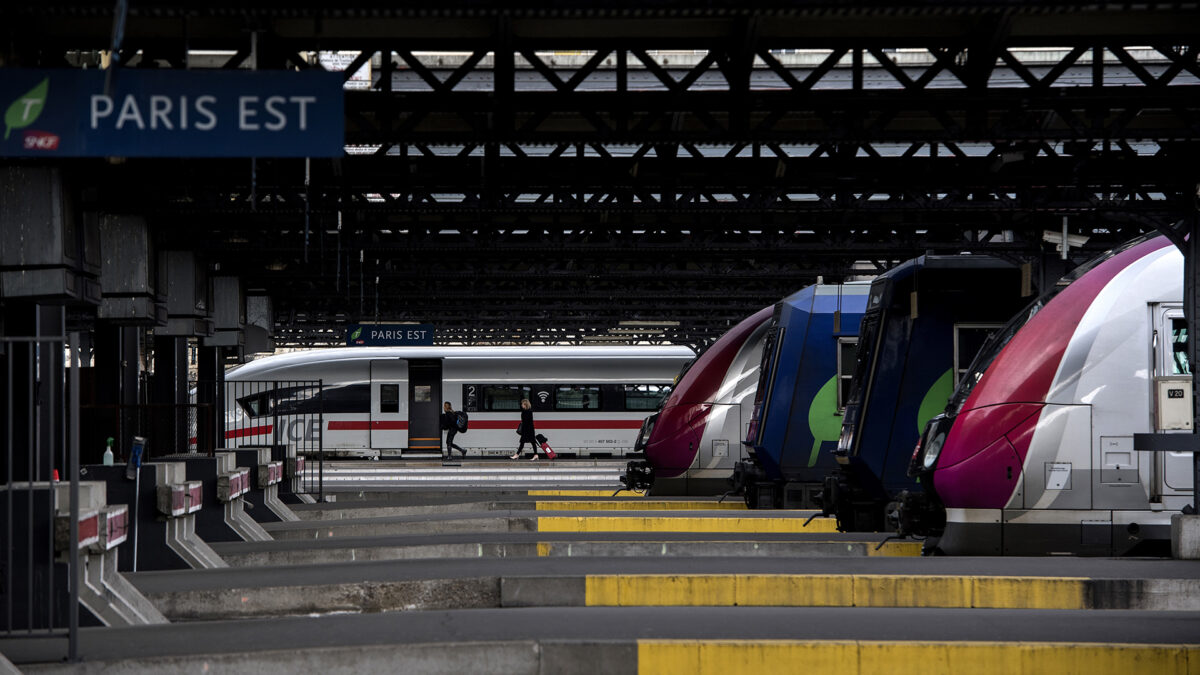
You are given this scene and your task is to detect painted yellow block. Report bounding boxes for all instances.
[587,575,854,607]
[736,574,855,607]
[867,540,923,556]
[854,574,973,608]
[972,575,1087,609]
[639,640,858,675]
[536,542,552,557]
[587,574,1092,609]
[535,500,749,511]
[527,489,645,497]
[638,641,1200,675]
[587,575,735,606]
[537,515,840,533]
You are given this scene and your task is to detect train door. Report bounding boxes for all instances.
[369,360,408,455]
[407,359,443,454]
[1152,305,1195,497]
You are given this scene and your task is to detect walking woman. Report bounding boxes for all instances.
[510,398,542,460]
[441,401,467,459]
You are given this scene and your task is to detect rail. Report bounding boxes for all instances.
[1,333,81,661]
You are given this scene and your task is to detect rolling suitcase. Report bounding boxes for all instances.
[536,433,557,460]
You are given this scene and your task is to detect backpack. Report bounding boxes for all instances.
[455,410,469,433]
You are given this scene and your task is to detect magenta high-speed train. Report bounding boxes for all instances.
[622,306,774,494]
[903,236,1194,555]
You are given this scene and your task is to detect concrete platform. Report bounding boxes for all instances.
[288,498,746,520]
[7,607,1200,673]
[208,531,921,566]
[123,556,1200,620]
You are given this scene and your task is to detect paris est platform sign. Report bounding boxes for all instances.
[347,324,435,347]
[0,68,344,157]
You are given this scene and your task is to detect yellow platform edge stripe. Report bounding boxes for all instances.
[586,574,1090,609]
[528,490,647,497]
[534,541,920,557]
[537,516,840,533]
[637,640,1200,675]
[535,500,749,511]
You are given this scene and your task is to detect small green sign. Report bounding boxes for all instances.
[4,77,48,140]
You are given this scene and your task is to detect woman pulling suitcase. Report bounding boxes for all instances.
[510,398,544,460]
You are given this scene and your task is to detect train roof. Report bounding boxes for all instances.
[227,344,697,379]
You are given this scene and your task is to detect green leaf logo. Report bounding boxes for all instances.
[350,327,362,340]
[5,77,49,140]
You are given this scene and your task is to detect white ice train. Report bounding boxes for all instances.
[219,345,695,458]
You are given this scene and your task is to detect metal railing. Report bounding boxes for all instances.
[1,332,81,661]
[191,379,324,501]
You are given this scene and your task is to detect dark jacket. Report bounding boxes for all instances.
[519,408,536,442]
[441,411,457,431]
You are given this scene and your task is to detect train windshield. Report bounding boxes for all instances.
[948,233,1162,413]
[747,316,782,445]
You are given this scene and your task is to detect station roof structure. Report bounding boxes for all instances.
[4,1,1199,348]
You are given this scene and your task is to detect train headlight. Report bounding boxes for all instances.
[921,429,946,470]
[910,414,951,476]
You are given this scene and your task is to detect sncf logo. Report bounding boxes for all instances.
[22,131,59,150]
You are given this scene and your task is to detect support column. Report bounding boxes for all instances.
[152,336,189,455]
[196,345,224,453]
[92,324,140,464]
[1184,215,1200,514]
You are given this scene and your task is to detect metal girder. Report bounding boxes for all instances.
[6,2,1200,347]
[340,43,1200,148]
[8,3,1200,51]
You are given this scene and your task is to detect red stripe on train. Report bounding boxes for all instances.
[327,421,410,431]
[470,420,643,430]
[223,425,274,440]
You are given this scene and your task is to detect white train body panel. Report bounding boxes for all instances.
[690,320,771,475]
[1017,244,1191,513]
[222,345,694,458]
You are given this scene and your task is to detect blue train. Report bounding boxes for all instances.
[818,255,1034,530]
[733,283,869,508]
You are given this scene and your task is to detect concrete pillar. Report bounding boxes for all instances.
[196,346,224,453]
[92,324,140,464]
[1172,514,1200,559]
[152,336,189,455]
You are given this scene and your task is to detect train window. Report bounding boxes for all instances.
[1172,318,1190,375]
[237,393,272,418]
[954,324,1002,385]
[836,338,859,413]
[556,385,600,410]
[322,384,370,414]
[624,384,671,410]
[380,384,400,413]
[481,385,530,411]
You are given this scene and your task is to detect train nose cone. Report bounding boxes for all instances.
[644,404,708,479]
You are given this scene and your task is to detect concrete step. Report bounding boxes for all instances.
[291,498,746,521]
[261,510,840,541]
[212,537,921,566]
[125,556,1200,621]
[10,607,1199,674]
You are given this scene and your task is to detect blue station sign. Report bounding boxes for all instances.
[1,68,344,157]
[347,324,436,347]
